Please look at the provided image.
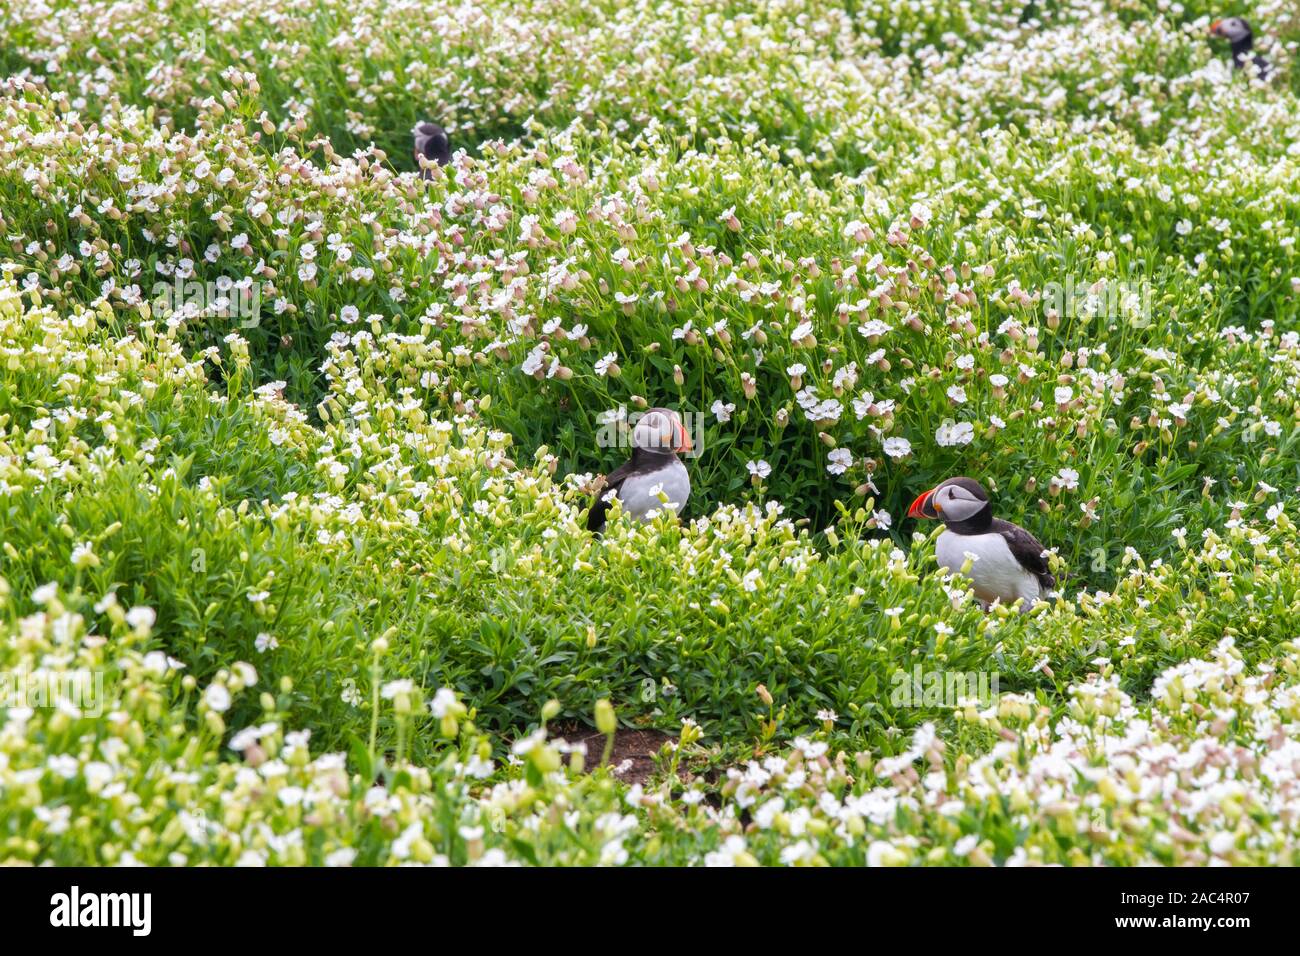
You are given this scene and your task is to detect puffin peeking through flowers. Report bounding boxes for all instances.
[908,477,1056,611]
[412,121,452,177]
[1208,17,1272,78]
[587,408,692,534]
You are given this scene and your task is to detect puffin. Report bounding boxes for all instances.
[412,121,452,177]
[907,477,1055,611]
[1208,17,1271,78]
[586,408,692,534]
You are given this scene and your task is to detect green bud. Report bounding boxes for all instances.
[594,698,617,736]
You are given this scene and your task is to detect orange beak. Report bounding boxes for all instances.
[1208,19,1222,36]
[907,488,937,519]
[675,421,693,453]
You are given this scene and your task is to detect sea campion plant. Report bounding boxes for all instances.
[1,0,1299,865]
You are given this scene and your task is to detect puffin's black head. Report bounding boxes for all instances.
[413,121,451,173]
[907,476,992,529]
[631,407,692,455]
[1209,17,1253,52]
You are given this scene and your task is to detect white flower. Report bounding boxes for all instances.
[125,606,157,631]
[1209,832,1236,856]
[882,437,911,459]
[341,679,363,707]
[711,399,735,422]
[428,687,459,718]
[381,679,415,699]
[826,448,853,475]
[521,345,547,375]
[867,841,901,867]
[84,762,113,793]
[935,421,974,447]
[465,754,495,778]
[142,652,171,676]
[704,835,750,867]
[747,459,772,479]
[595,352,618,375]
[203,684,232,713]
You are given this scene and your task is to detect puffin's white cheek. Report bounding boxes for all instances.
[633,414,668,449]
[940,494,984,522]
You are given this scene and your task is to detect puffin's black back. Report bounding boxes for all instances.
[586,448,678,534]
[990,518,1055,591]
[413,122,451,174]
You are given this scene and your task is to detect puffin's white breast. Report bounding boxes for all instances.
[617,460,690,522]
[935,529,1041,609]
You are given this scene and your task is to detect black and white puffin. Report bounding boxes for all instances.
[907,477,1055,611]
[412,121,452,177]
[586,408,692,534]
[1209,17,1271,79]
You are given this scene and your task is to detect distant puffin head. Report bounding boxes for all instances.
[1209,16,1253,49]
[412,121,451,173]
[632,407,692,454]
[908,476,991,525]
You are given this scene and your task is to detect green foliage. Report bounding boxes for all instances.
[1,0,1299,866]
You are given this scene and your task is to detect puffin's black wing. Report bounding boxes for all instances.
[586,458,635,534]
[1231,51,1272,78]
[991,518,1056,590]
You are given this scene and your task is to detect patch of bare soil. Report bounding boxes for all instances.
[555,723,676,787]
